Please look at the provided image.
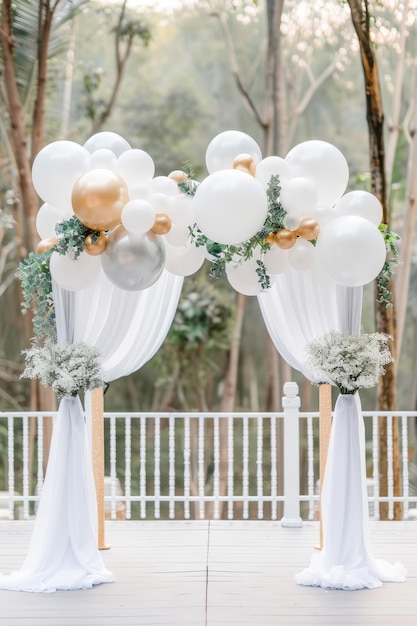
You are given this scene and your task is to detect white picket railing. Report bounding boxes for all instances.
[1,383,416,522]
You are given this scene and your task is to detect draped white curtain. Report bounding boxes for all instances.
[0,270,183,592]
[259,264,406,589]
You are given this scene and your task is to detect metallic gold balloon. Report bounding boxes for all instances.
[274,228,297,249]
[262,233,276,247]
[233,153,257,176]
[36,237,59,253]
[102,226,165,291]
[297,218,320,241]
[168,170,189,184]
[151,213,172,235]
[84,231,107,256]
[72,168,129,231]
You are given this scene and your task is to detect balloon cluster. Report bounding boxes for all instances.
[32,129,387,296]
[191,130,386,296]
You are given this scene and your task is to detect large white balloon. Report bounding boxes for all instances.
[32,141,91,212]
[334,190,383,226]
[279,177,319,219]
[285,140,349,206]
[193,169,268,245]
[315,215,386,287]
[255,156,293,189]
[205,130,262,174]
[116,148,155,185]
[83,132,131,156]
[35,203,67,239]
[50,251,102,291]
[164,242,205,276]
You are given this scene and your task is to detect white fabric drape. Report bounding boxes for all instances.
[0,269,183,592]
[296,392,406,589]
[259,263,406,589]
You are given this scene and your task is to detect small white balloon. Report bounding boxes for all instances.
[128,183,152,200]
[315,215,386,287]
[193,169,268,245]
[50,251,101,291]
[164,224,190,247]
[149,176,179,196]
[83,132,131,156]
[167,195,194,228]
[150,192,171,213]
[90,148,117,170]
[35,203,67,239]
[279,177,319,218]
[308,204,334,227]
[164,242,205,276]
[255,156,293,189]
[121,199,155,235]
[116,148,155,186]
[205,130,262,174]
[287,238,316,271]
[334,190,383,226]
[263,245,288,275]
[285,140,349,206]
[283,214,301,231]
[226,257,266,296]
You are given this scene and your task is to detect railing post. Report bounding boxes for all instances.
[281,382,303,528]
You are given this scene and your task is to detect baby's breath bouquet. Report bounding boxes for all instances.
[304,329,393,395]
[21,339,104,399]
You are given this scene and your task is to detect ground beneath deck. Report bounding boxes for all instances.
[0,520,416,626]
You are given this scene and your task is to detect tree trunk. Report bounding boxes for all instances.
[348,0,401,519]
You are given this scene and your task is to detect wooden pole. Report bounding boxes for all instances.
[316,383,332,550]
[90,387,109,550]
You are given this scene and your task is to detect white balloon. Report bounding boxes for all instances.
[315,215,386,287]
[193,169,268,245]
[164,224,190,247]
[116,148,155,185]
[35,203,67,239]
[334,190,383,226]
[90,148,117,170]
[285,140,349,206]
[255,156,293,189]
[226,257,266,296]
[287,238,316,271]
[128,183,152,201]
[308,204,334,227]
[164,242,205,276]
[150,193,171,213]
[149,176,179,196]
[83,132,131,156]
[283,214,301,231]
[263,245,288,275]
[50,251,101,291]
[32,141,91,211]
[121,199,155,235]
[167,195,194,228]
[205,130,262,174]
[279,177,319,218]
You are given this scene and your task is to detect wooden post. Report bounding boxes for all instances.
[90,387,109,550]
[316,383,332,550]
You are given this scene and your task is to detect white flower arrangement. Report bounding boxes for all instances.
[304,329,393,395]
[21,339,104,399]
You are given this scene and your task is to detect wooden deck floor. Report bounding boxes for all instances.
[0,520,416,626]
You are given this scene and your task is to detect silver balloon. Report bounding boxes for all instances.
[102,226,165,291]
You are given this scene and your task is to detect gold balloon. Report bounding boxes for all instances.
[262,233,276,247]
[274,229,297,249]
[36,237,58,253]
[297,218,320,241]
[233,153,257,176]
[72,168,129,231]
[168,170,189,184]
[151,213,172,235]
[84,231,107,256]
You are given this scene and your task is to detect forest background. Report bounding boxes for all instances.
[1,0,417,517]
